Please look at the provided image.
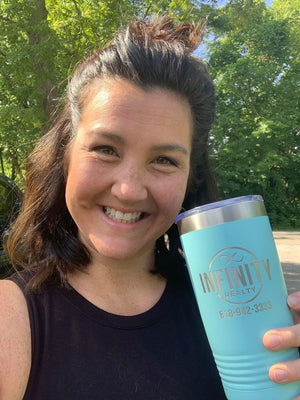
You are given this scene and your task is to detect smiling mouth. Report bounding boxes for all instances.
[103,207,144,223]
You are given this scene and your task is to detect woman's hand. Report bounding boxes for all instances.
[263,292,300,399]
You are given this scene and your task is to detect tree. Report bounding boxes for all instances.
[0,0,58,180]
[0,0,213,183]
[206,0,300,228]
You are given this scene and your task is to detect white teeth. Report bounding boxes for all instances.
[104,207,142,223]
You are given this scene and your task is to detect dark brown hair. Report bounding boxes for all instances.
[5,17,217,289]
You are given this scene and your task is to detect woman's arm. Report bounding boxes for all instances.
[0,280,31,400]
[264,291,300,400]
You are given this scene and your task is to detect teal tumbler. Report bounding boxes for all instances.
[175,195,300,400]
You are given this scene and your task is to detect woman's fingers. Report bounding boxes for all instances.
[263,325,300,351]
[268,358,300,384]
[264,324,300,384]
[287,293,300,311]
[288,293,300,324]
[261,292,300,390]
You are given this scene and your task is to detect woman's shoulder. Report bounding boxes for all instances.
[0,278,31,399]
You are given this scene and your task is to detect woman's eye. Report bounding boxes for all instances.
[154,156,178,166]
[93,145,118,157]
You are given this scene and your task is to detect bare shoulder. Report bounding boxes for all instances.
[0,279,31,400]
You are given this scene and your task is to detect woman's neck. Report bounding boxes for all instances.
[67,250,167,316]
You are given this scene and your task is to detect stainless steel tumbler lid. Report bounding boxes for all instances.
[175,195,267,234]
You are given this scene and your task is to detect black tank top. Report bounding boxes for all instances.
[9,271,226,400]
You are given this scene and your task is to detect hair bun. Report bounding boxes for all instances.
[128,16,207,54]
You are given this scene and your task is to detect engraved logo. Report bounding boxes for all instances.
[199,247,272,304]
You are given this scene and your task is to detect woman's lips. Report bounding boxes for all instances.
[103,206,144,224]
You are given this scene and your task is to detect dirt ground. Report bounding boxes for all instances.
[273,232,300,294]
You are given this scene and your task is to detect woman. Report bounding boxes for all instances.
[1,17,299,399]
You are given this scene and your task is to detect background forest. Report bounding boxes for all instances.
[0,0,299,228]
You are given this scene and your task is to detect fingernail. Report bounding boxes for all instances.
[268,334,282,349]
[287,293,300,308]
[273,368,288,383]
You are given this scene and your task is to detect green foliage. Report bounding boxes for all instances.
[0,0,204,183]
[0,0,58,183]
[0,0,299,228]
[207,0,300,229]
[0,0,203,185]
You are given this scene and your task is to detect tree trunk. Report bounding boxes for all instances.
[27,0,57,122]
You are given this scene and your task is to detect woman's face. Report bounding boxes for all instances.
[65,78,192,265]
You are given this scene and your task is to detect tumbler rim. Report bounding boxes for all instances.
[175,195,263,224]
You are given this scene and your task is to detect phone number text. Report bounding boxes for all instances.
[219,301,272,319]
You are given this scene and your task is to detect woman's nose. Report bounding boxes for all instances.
[111,165,148,203]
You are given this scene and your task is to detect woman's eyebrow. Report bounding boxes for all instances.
[98,132,125,143]
[151,143,189,155]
